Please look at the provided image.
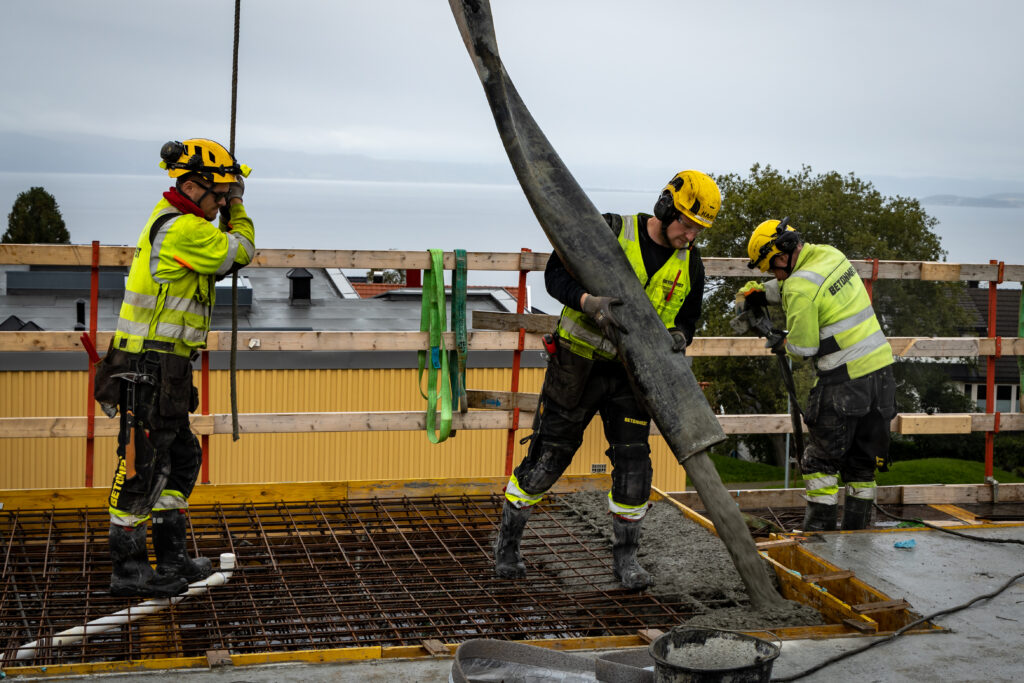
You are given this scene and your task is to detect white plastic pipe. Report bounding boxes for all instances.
[3,552,236,663]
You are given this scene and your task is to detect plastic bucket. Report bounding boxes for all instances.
[648,627,780,683]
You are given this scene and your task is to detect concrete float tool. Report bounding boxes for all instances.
[448,0,785,607]
[2,553,237,663]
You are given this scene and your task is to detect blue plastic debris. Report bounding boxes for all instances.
[894,538,917,549]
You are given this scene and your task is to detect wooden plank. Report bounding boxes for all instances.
[896,414,972,435]
[1,244,1020,282]
[3,330,1021,357]
[4,409,1019,440]
[920,262,961,281]
[801,570,856,584]
[755,539,802,550]
[842,619,879,634]
[420,639,449,656]
[929,504,981,524]
[466,389,540,412]
[472,310,558,334]
[251,249,550,271]
[636,629,664,644]
[852,599,911,615]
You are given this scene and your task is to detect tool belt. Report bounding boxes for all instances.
[94,344,199,426]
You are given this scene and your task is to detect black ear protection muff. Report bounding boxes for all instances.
[653,189,679,224]
[653,174,686,224]
[773,216,800,254]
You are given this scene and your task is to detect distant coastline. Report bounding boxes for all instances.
[922,193,1024,209]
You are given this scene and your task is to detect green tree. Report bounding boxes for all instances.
[693,164,974,466]
[3,186,70,244]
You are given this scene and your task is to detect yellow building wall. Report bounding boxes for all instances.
[1,367,688,492]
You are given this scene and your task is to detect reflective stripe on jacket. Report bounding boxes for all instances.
[113,199,255,357]
[781,244,893,382]
[556,214,691,360]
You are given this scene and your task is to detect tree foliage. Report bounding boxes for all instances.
[692,164,974,464]
[3,186,70,244]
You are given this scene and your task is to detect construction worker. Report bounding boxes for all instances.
[92,139,255,597]
[494,170,718,589]
[741,218,895,531]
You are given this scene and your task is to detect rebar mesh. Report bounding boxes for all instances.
[1,493,724,667]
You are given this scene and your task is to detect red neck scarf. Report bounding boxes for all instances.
[163,187,205,217]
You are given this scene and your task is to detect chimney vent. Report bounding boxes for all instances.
[287,268,313,304]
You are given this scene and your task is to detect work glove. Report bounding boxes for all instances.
[768,333,787,354]
[225,176,245,204]
[737,281,768,310]
[581,294,627,338]
[668,327,688,353]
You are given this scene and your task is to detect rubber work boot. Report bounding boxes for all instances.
[611,515,652,590]
[109,523,189,598]
[802,501,838,532]
[152,509,213,582]
[494,500,532,579]
[841,496,874,530]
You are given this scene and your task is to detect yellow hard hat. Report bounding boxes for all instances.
[747,218,799,272]
[158,138,251,183]
[653,170,721,228]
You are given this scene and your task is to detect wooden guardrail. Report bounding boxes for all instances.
[1,246,1021,445]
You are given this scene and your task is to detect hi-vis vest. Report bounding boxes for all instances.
[113,198,255,358]
[556,214,691,360]
[781,244,893,382]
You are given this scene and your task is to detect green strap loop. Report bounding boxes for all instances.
[418,249,453,443]
[450,249,468,414]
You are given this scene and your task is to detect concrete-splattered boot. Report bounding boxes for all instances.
[152,510,213,583]
[494,501,532,579]
[841,496,874,530]
[109,522,188,598]
[802,501,838,532]
[612,515,652,590]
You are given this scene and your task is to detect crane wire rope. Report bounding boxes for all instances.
[228,0,241,441]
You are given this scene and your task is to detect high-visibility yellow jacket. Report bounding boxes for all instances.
[556,214,691,360]
[112,194,255,358]
[781,243,893,382]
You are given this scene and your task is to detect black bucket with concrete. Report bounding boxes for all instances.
[649,627,780,682]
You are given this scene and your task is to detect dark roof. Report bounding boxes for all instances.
[948,286,1022,384]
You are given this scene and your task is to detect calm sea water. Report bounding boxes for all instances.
[2,172,1021,313]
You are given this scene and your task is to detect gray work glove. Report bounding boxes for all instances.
[225,176,244,204]
[581,294,627,338]
[668,327,688,353]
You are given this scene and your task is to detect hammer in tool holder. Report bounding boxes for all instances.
[111,371,156,477]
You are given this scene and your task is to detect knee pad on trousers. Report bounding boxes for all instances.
[514,441,576,494]
[609,443,653,507]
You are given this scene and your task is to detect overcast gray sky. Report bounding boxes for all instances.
[2,0,1022,188]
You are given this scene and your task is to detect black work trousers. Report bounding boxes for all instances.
[513,343,653,509]
[105,350,202,519]
[801,365,896,484]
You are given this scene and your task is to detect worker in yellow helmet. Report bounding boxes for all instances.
[740,218,895,532]
[92,138,255,597]
[495,170,719,590]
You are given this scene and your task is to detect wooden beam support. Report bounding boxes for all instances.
[852,599,912,615]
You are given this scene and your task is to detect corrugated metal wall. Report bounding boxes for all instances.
[1,368,687,492]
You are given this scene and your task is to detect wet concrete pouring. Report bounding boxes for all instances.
[0,489,821,670]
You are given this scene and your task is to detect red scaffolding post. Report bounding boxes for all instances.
[84,241,100,487]
[504,248,531,476]
[864,258,879,302]
[984,260,1004,481]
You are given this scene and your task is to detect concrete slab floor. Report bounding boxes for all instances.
[11,526,1023,682]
